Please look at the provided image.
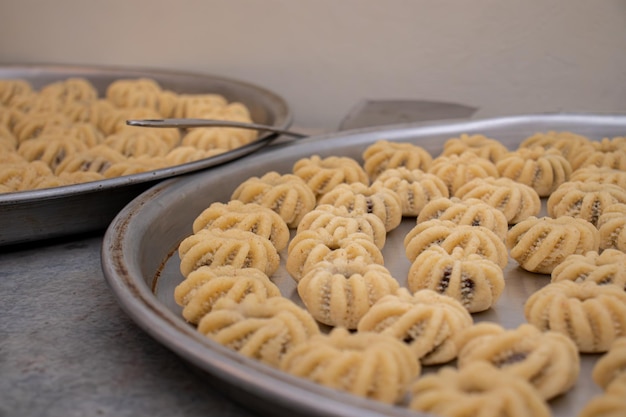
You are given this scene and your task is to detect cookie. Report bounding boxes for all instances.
[407,246,505,313]
[454,176,541,224]
[357,288,473,365]
[578,377,626,417]
[197,295,320,367]
[427,153,499,195]
[519,130,591,164]
[455,322,579,399]
[375,167,449,216]
[506,216,600,274]
[297,256,399,329]
[547,181,626,227]
[292,155,368,197]
[417,197,508,241]
[296,204,387,249]
[571,166,626,190]
[280,327,420,404]
[174,265,281,324]
[231,171,316,228]
[317,181,402,231]
[592,337,626,390]
[551,249,626,289]
[192,200,290,251]
[361,139,433,180]
[441,133,509,163]
[496,147,571,197]
[286,229,383,281]
[598,203,626,252]
[524,280,626,352]
[404,219,508,268]
[409,362,550,417]
[178,228,280,277]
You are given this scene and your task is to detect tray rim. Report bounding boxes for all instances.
[101,113,626,417]
[0,63,293,205]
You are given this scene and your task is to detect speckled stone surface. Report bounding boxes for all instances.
[0,234,260,417]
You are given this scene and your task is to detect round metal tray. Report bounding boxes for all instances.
[0,64,292,246]
[102,114,626,417]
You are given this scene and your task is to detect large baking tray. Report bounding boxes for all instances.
[102,114,626,417]
[0,64,292,246]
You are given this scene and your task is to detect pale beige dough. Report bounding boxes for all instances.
[292,155,369,197]
[409,361,551,417]
[231,171,317,228]
[454,176,541,224]
[524,280,626,353]
[197,295,320,367]
[506,215,600,274]
[280,327,420,404]
[375,167,449,217]
[361,139,433,180]
[417,197,508,241]
[192,200,290,251]
[357,288,473,365]
[317,181,403,231]
[455,322,579,399]
[297,256,399,329]
[407,246,505,313]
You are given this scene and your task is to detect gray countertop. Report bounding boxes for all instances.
[0,233,259,417]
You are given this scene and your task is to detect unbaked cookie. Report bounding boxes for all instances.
[592,337,626,390]
[519,130,591,164]
[454,176,541,224]
[286,229,383,281]
[192,200,290,251]
[231,171,316,228]
[417,197,508,241]
[280,327,420,404]
[0,161,53,192]
[317,181,402,231]
[409,361,551,417]
[297,256,400,329]
[427,153,499,195]
[578,379,626,417]
[18,135,89,170]
[178,228,280,277]
[361,139,433,179]
[292,155,369,197]
[404,219,508,268]
[506,216,600,274]
[174,265,281,324]
[496,147,571,197]
[598,203,626,252]
[0,78,32,105]
[570,137,626,170]
[296,204,387,249]
[357,288,473,365]
[455,322,579,399]
[547,181,626,227]
[441,133,509,163]
[407,246,505,313]
[375,167,449,217]
[571,166,626,190]
[551,249,626,289]
[524,280,626,352]
[197,294,320,367]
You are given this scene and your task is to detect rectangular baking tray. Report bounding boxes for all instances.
[102,113,626,417]
[0,64,292,246]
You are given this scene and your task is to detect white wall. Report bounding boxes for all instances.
[0,0,624,129]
